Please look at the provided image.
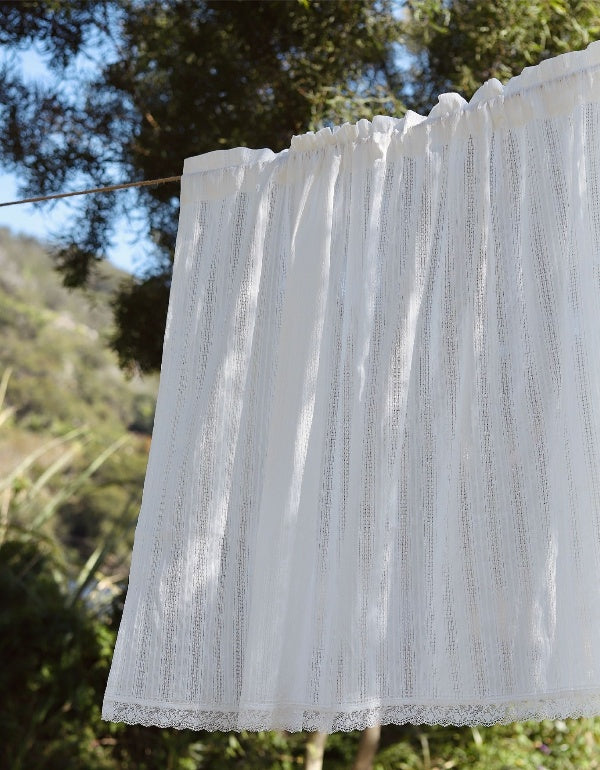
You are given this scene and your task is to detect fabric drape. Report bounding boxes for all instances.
[103,40,600,732]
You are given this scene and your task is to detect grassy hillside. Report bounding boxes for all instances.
[0,227,159,574]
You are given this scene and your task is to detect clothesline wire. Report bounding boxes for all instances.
[0,175,182,207]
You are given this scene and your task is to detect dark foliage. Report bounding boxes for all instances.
[0,0,403,373]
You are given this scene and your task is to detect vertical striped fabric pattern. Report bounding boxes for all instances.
[103,40,600,732]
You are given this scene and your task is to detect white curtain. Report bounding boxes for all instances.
[103,40,600,732]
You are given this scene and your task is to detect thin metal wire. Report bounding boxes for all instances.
[0,175,182,207]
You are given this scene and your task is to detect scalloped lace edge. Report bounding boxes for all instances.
[102,692,600,732]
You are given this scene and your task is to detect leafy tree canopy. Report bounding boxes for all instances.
[0,0,598,373]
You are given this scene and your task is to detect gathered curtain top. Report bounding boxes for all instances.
[183,38,600,179]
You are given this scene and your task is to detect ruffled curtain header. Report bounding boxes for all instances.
[182,38,600,190]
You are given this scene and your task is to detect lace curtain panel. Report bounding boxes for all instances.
[103,41,600,733]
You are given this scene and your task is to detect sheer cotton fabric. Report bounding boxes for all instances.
[103,41,600,732]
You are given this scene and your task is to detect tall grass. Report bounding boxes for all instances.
[0,366,130,604]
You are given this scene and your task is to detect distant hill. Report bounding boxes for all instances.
[0,227,159,443]
[0,227,159,569]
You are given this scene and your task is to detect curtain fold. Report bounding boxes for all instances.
[103,40,600,732]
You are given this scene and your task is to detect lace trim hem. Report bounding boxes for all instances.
[102,691,600,732]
